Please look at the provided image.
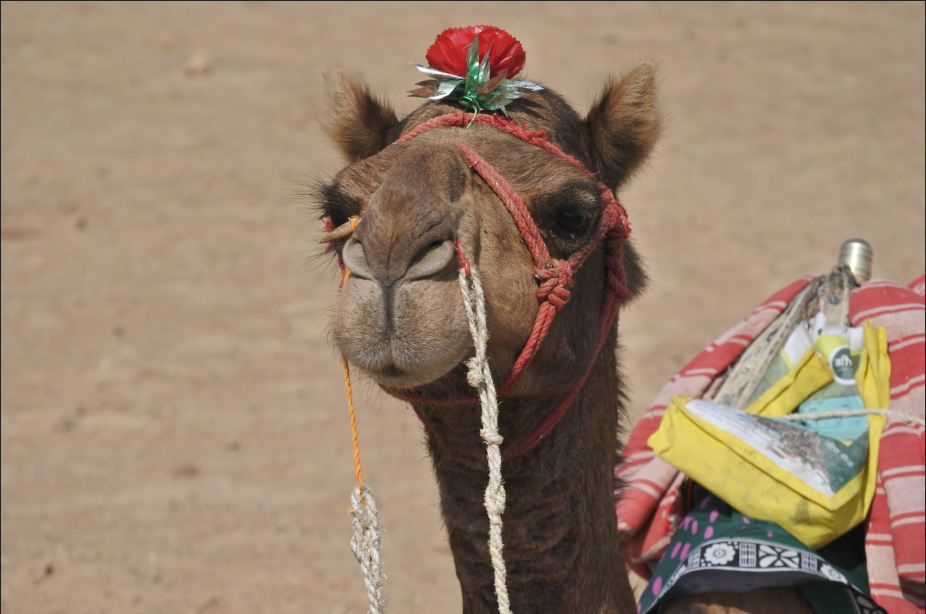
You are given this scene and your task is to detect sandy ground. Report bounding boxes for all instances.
[1,2,923,613]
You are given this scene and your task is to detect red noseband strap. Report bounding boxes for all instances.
[386,112,632,458]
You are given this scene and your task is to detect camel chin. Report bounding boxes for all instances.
[334,272,472,390]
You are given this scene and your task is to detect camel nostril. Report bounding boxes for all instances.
[404,240,455,281]
[344,235,455,284]
[342,236,375,280]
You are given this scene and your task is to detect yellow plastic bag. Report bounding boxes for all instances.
[744,316,890,418]
[855,320,891,410]
[649,397,885,548]
[744,316,833,417]
[648,320,890,549]
[792,319,891,439]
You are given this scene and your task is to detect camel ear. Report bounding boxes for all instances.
[584,63,660,189]
[323,70,398,162]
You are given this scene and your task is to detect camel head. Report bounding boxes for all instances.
[317,64,659,404]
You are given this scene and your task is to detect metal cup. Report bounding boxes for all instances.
[838,238,873,284]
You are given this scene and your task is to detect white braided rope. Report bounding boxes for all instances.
[775,408,925,427]
[459,263,512,614]
[349,484,386,614]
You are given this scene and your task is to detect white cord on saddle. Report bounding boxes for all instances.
[349,484,386,614]
[775,409,925,427]
[459,263,512,614]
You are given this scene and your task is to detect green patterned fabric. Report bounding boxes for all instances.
[638,489,886,614]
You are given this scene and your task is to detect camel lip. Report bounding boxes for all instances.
[362,346,470,391]
[376,364,406,379]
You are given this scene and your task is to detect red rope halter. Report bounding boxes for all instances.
[358,112,631,458]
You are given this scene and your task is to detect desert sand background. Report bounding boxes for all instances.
[1,2,923,613]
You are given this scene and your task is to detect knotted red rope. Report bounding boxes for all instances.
[359,112,631,458]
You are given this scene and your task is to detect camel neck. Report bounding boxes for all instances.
[416,349,637,613]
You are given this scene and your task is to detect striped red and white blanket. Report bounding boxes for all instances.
[616,275,925,614]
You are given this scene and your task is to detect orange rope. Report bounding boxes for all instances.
[342,354,364,486]
[341,215,364,487]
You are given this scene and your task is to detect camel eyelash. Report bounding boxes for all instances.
[314,181,363,229]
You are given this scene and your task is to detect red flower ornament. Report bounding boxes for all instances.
[408,25,542,116]
[426,25,526,79]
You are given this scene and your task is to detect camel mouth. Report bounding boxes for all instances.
[363,337,472,390]
[334,254,473,392]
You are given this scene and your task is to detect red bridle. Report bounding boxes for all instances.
[339,111,632,459]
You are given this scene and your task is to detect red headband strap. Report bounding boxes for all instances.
[371,112,631,457]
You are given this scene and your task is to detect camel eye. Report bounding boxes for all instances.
[553,209,588,237]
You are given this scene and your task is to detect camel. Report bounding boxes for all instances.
[317,65,812,614]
